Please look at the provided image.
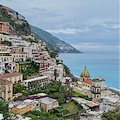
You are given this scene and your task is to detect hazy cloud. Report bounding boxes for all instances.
[46,28,90,34]
[72,43,119,52]
[0,0,119,51]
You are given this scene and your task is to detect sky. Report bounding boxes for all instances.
[0,0,119,52]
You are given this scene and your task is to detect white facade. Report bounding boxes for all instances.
[23,76,49,90]
[10,52,28,62]
[24,46,39,59]
[91,77,106,98]
[0,34,4,42]
[0,58,5,74]
[24,99,40,110]
[100,96,119,112]
[55,64,64,78]
[3,35,31,47]
[0,113,3,120]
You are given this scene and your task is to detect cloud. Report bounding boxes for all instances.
[72,43,119,52]
[0,0,119,51]
[111,25,120,29]
[46,28,90,34]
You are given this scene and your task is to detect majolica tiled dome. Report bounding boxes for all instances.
[80,66,90,77]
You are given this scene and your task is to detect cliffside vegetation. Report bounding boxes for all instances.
[0,5,31,35]
[30,25,81,53]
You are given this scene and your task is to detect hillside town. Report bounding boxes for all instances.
[0,5,120,120]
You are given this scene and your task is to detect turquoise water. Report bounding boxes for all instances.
[59,52,120,89]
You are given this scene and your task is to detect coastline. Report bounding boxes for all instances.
[59,52,119,89]
[72,72,120,94]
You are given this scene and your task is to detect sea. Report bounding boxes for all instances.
[59,51,120,89]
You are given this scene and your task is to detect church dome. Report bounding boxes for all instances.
[80,66,90,78]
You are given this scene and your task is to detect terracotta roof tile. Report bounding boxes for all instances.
[10,51,15,54]
[0,44,6,46]
[0,79,13,85]
[18,52,28,54]
[10,51,28,54]
[83,79,92,85]
[0,72,22,78]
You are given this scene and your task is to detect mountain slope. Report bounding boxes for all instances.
[0,5,31,35]
[30,25,81,53]
[0,4,81,53]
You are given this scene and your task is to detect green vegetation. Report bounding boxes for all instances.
[0,40,12,46]
[27,110,64,120]
[101,106,120,120]
[15,81,73,105]
[0,6,31,35]
[0,7,14,26]
[0,100,10,119]
[20,61,40,80]
[73,91,85,97]
[63,64,70,77]
[13,84,23,94]
[73,100,83,109]
[30,25,80,53]
[44,81,73,104]
[0,100,19,119]
[73,91,93,101]
[72,77,78,82]
[61,102,79,113]
[48,50,58,58]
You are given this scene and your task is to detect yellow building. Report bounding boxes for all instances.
[0,44,12,63]
[0,79,13,101]
[9,102,32,115]
[0,72,23,84]
[82,86,91,98]
[83,79,92,88]
[0,44,16,72]
[10,51,28,62]
[74,77,92,97]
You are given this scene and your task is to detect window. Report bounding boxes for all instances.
[97,89,99,93]
[15,110,17,112]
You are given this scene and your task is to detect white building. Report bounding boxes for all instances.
[0,34,4,42]
[0,44,16,73]
[24,99,40,110]
[23,76,49,90]
[91,77,106,98]
[0,58,5,74]
[55,64,64,78]
[0,113,3,120]
[3,35,31,47]
[100,96,120,112]
[24,46,39,59]
[10,51,28,62]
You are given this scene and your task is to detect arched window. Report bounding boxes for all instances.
[97,89,99,93]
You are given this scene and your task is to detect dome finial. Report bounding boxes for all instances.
[84,65,87,70]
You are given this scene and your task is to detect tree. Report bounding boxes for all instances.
[101,106,120,120]
[0,100,11,119]
[58,98,65,104]
[13,84,23,94]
